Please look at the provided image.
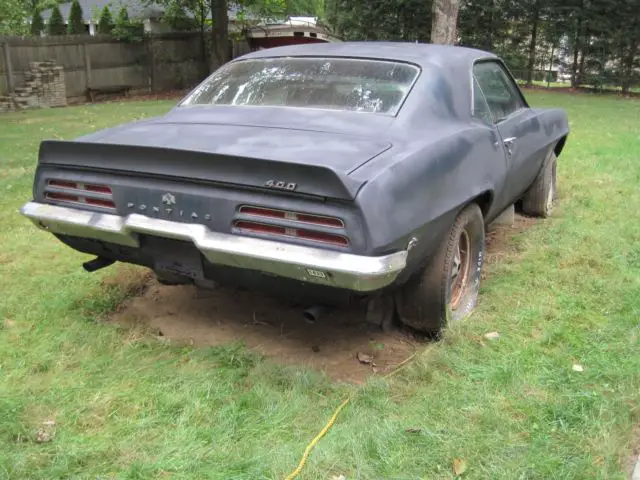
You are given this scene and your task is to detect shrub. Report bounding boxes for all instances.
[47,6,66,36]
[112,6,145,42]
[67,0,85,34]
[31,9,45,36]
[97,6,114,34]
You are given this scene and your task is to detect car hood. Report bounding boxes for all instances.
[78,110,393,174]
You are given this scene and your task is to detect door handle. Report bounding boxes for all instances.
[503,137,516,156]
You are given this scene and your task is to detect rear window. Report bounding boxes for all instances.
[180,57,420,115]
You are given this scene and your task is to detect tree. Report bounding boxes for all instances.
[47,5,66,35]
[162,0,197,30]
[0,0,29,35]
[525,0,541,85]
[97,5,114,34]
[210,0,230,70]
[115,6,129,25]
[431,0,460,44]
[324,0,431,42]
[113,6,144,42]
[67,0,85,34]
[31,8,45,35]
[153,0,211,74]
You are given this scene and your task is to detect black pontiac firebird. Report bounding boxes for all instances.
[21,42,569,335]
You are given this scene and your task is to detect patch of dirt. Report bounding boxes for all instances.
[113,283,417,383]
[484,214,538,270]
[109,213,535,383]
[626,424,640,479]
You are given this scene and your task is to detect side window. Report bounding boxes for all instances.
[473,61,525,123]
[472,77,493,125]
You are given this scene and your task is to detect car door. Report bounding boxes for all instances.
[473,60,547,206]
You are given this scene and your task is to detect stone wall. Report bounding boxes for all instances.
[0,61,67,112]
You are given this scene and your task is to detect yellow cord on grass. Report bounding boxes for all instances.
[284,397,351,480]
[284,352,418,480]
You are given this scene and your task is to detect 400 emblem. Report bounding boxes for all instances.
[264,180,297,191]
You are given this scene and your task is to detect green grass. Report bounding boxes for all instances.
[518,79,640,94]
[1,93,639,479]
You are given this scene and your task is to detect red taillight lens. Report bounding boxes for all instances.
[45,180,116,210]
[240,206,286,220]
[85,198,117,208]
[239,206,344,228]
[295,229,349,246]
[48,180,78,189]
[235,221,287,236]
[46,192,79,202]
[295,213,344,228]
[234,221,349,247]
[84,184,112,194]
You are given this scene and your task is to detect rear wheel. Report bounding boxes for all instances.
[396,203,485,335]
[521,151,557,217]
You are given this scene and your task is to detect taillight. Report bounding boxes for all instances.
[234,220,349,247]
[239,206,344,228]
[44,180,116,211]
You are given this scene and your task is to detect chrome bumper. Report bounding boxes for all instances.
[20,202,407,292]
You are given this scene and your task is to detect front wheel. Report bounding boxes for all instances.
[395,203,485,335]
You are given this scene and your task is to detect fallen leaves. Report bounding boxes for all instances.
[356,352,374,365]
[453,457,468,475]
[35,419,56,443]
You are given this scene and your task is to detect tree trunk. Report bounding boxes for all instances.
[571,9,583,88]
[577,37,587,87]
[547,43,555,88]
[621,36,638,95]
[210,0,230,71]
[487,0,494,51]
[526,0,540,86]
[431,0,460,45]
[199,1,208,77]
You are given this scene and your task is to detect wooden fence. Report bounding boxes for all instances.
[0,33,251,101]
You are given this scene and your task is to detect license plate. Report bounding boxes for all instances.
[146,237,204,280]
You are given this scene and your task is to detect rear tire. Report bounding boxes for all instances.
[395,203,485,336]
[521,151,557,218]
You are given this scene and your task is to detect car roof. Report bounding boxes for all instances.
[238,41,496,67]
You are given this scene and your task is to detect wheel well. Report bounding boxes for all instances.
[554,136,567,157]
[472,191,494,218]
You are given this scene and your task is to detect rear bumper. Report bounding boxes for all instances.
[20,202,408,292]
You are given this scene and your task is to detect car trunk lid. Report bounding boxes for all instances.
[77,119,392,176]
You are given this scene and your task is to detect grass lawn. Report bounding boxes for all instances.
[1,92,639,479]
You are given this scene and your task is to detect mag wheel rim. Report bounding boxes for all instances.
[450,229,471,310]
[546,161,557,213]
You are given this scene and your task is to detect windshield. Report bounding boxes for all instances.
[180,57,420,115]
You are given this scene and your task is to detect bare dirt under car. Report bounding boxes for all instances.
[21,42,569,335]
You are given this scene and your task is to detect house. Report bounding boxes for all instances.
[246,18,341,50]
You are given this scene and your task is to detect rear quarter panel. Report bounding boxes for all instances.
[505,106,569,202]
[352,121,506,279]
[533,107,570,153]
